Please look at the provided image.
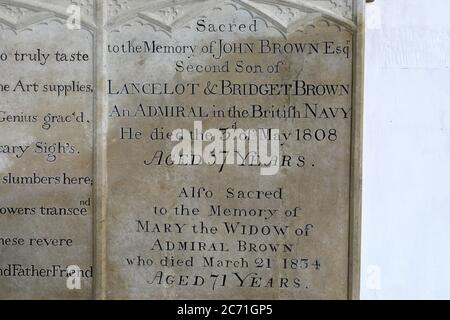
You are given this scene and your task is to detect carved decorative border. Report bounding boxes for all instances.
[105,0,356,34]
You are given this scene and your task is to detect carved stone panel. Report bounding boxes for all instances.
[0,0,364,300]
[0,1,94,299]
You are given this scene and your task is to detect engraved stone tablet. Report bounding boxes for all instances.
[0,0,365,300]
[102,0,364,300]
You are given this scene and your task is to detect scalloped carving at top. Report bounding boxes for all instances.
[0,0,96,31]
[106,0,356,35]
[309,0,352,20]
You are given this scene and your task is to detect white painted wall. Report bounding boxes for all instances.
[361,0,450,299]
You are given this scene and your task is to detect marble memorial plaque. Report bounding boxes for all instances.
[0,0,365,300]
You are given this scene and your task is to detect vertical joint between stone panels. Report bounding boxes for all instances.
[348,0,365,300]
[93,0,108,301]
